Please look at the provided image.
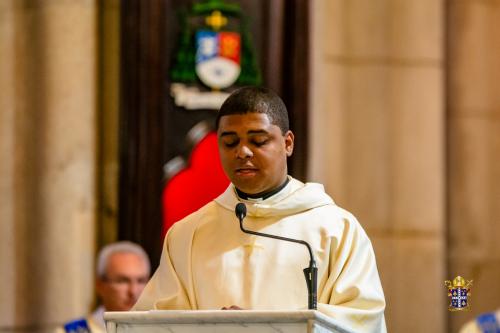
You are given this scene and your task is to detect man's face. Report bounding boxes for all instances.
[217,113,294,195]
[96,252,149,311]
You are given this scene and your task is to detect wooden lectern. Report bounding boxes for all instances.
[104,310,354,333]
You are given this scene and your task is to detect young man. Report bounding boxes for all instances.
[134,87,386,332]
[59,242,150,333]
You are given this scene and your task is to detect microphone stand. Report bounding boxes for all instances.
[236,206,318,310]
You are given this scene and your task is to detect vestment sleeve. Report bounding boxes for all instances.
[458,320,481,333]
[132,223,192,310]
[317,215,386,333]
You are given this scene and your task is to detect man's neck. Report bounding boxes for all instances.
[236,177,290,201]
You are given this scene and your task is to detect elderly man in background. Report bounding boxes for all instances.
[58,241,150,333]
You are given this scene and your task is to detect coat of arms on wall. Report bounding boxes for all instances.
[170,0,262,110]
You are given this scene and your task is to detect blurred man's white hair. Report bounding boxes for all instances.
[96,241,151,278]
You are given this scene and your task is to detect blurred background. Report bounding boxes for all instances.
[0,0,499,332]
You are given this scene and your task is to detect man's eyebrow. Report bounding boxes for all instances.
[247,130,269,135]
[219,131,237,137]
[219,129,270,137]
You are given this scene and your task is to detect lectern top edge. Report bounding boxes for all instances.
[104,309,349,331]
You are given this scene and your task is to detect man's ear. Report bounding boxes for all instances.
[284,130,294,157]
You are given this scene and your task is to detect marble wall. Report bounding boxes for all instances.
[310,0,500,332]
[309,0,446,332]
[0,1,97,332]
[447,0,500,331]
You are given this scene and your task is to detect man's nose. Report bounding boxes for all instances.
[236,144,253,159]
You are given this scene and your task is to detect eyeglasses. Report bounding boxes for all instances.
[102,276,148,287]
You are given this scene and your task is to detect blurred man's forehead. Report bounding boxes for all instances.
[106,252,146,272]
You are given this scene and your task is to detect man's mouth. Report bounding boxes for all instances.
[235,167,258,175]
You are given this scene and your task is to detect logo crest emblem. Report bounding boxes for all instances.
[445,276,473,311]
[169,0,262,110]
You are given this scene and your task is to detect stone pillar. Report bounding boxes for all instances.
[0,0,17,326]
[0,1,97,332]
[309,1,445,332]
[447,1,500,331]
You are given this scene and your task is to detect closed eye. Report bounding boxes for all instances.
[223,140,239,148]
[252,139,269,146]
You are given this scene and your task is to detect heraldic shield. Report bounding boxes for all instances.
[445,276,473,311]
[195,30,241,89]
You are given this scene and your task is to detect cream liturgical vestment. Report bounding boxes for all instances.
[55,306,105,333]
[459,308,500,333]
[134,177,386,332]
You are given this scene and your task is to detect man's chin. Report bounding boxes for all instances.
[113,303,136,312]
[233,181,262,194]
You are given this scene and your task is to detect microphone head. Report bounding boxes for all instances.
[235,202,247,221]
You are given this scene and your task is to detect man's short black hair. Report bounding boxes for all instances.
[215,86,289,134]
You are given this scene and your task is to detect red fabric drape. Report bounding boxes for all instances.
[162,132,229,238]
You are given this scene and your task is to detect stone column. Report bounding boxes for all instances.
[0,0,17,326]
[0,1,97,332]
[309,1,445,332]
[447,1,500,331]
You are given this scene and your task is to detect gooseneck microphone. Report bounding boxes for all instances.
[235,202,318,310]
